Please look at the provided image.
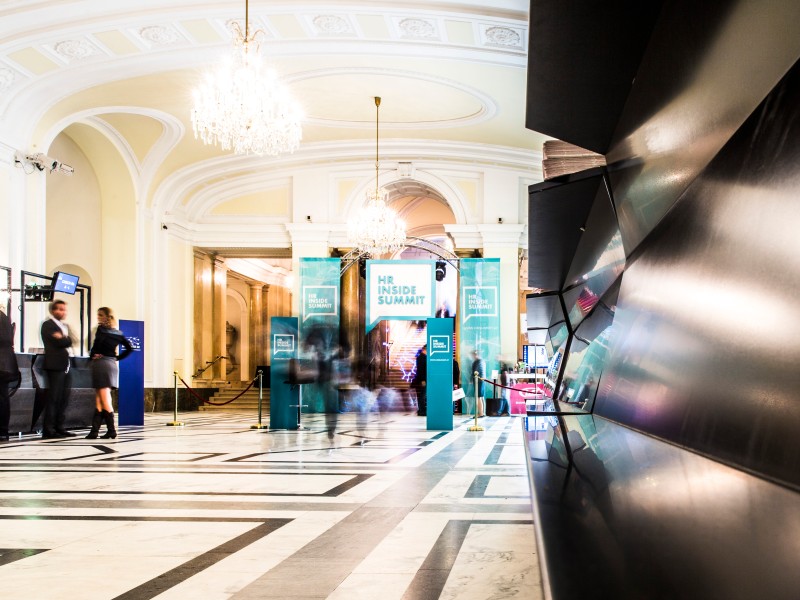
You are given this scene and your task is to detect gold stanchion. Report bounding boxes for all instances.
[251,370,268,429]
[166,371,184,427]
[468,371,484,432]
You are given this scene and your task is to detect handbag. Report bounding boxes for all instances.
[452,387,465,401]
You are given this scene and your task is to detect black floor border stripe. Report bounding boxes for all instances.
[464,474,528,499]
[401,520,471,600]
[401,519,535,600]
[0,547,48,566]
[111,519,292,600]
[0,473,372,498]
[0,515,285,522]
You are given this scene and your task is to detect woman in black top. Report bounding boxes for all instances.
[86,307,133,439]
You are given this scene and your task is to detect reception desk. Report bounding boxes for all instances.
[7,353,96,435]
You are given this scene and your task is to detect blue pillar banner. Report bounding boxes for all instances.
[118,319,144,426]
[270,317,299,430]
[427,318,454,431]
[299,258,341,413]
[459,258,501,410]
[366,260,435,333]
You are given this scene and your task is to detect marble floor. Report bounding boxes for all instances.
[0,411,543,600]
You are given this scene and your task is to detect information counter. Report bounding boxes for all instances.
[7,353,95,435]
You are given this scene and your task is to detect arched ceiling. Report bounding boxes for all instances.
[0,0,544,217]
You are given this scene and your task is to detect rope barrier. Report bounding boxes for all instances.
[476,375,545,395]
[177,375,257,406]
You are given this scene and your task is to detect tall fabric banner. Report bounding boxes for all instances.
[118,320,144,426]
[459,258,501,413]
[427,318,454,431]
[270,317,299,430]
[299,258,341,413]
[366,260,435,333]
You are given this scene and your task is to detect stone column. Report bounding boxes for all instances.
[249,283,264,378]
[286,223,331,315]
[212,256,227,379]
[340,259,362,363]
[261,285,271,365]
[193,250,213,381]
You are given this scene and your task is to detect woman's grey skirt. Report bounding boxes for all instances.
[91,356,119,389]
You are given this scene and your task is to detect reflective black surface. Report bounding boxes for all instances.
[606,1,800,254]
[525,416,800,600]
[528,173,606,291]
[525,1,664,154]
[596,58,800,488]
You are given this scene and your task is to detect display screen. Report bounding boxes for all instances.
[523,344,549,368]
[52,271,79,295]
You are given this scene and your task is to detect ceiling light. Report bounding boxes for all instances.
[190,0,302,156]
[347,97,406,256]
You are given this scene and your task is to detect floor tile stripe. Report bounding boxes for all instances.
[110,519,292,600]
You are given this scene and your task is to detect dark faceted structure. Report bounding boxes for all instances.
[524,1,800,598]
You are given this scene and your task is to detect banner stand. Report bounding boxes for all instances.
[270,317,300,430]
[119,319,145,426]
[427,318,454,431]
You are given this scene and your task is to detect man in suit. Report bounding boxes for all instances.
[40,300,76,438]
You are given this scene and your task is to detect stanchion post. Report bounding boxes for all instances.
[166,371,184,427]
[468,371,484,432]
[251,369,268,430]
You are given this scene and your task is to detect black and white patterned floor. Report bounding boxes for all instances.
[0,412,542,599]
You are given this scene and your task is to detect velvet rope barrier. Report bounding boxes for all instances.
[177,375,257,406]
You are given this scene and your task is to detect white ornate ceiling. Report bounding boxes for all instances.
[0,0,544,234]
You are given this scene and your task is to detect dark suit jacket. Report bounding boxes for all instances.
[41,318,73,371]
[412,351,427,388]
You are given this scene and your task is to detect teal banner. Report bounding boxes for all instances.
[270,317,299,430]
[299,258,341,413]
[366,260,435,333]
[459,258,501,412]
[427,318,454,431]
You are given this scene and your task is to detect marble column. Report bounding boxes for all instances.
[259,285,269,367]
[340,259,362,361]
[193,251,213,381]
[249,283,264,377]
[212,256,227,380]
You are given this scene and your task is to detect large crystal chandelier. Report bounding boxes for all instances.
[191,0,302,156]
[347,97,406,255]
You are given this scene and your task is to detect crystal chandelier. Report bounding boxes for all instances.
[191,0,302,156]
[347,97,407,255]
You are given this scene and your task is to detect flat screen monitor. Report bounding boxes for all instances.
[52,271,79,295]
[523,345,548,368]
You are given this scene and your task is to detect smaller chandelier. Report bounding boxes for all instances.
[191,0,302,156]
[347,97,407,255]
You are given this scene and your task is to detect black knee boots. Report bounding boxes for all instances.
[101,410,117,439]
[85,410,103,439]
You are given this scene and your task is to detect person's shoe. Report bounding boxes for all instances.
[56,430,77,437]
[42,430,66,439]
[85,410,103,439]
[0,435,9,442]
[100,410,117,439]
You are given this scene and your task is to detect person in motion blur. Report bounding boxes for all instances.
[411,344,427,416]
